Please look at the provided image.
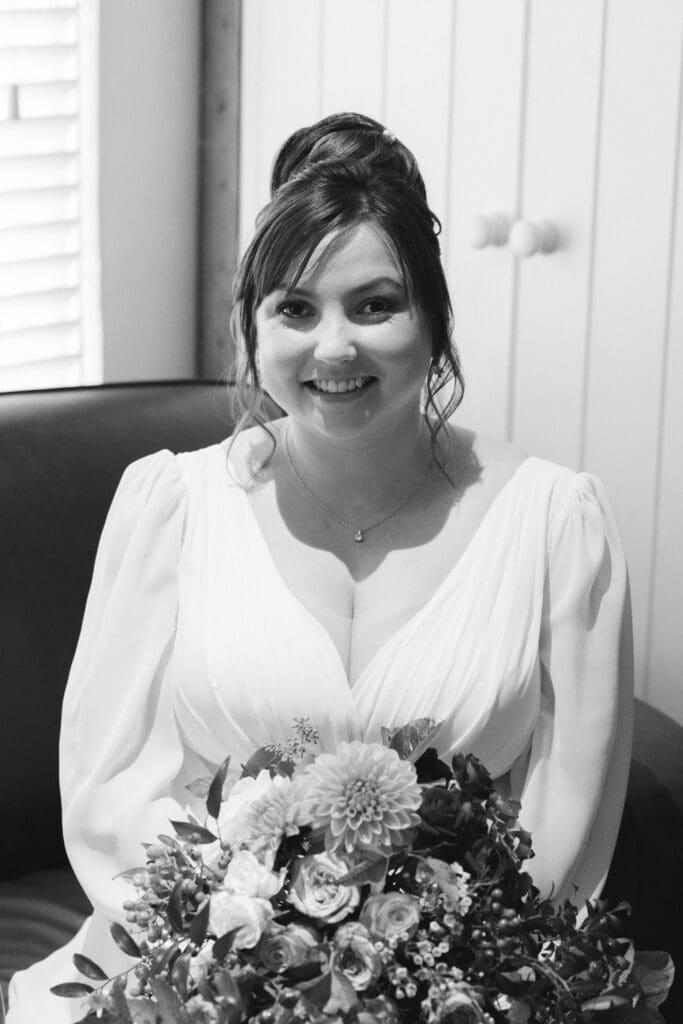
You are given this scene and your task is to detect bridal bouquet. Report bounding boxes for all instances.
[53,719,673,1023]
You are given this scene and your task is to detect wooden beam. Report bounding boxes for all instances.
[197,0,241,379]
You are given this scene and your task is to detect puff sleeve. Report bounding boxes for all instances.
[512,473,634,909]
[59,451,199,970]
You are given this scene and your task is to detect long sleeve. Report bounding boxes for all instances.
[59,451,195,967]
[512,473,634,909]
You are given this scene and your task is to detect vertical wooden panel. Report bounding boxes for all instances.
[239,0,322,252]
[647,27,683,720]
[583,0,683,693]
[197,0,241,378]
[320,0,386,119]
[512,0,604,468]
[383,0,455,223]
[444,0,527,440]
[239,0,264,253]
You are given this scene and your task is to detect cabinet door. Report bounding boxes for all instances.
[580,0,683,705]
[443,0,527,442]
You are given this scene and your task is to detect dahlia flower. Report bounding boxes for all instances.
[302,741,421,856]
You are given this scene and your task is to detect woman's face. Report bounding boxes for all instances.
[254,223,432,443]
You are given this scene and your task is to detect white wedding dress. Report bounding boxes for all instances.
[8,444,633,1022]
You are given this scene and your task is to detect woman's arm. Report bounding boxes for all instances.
[58,451,202,972]
[512,473,634,908]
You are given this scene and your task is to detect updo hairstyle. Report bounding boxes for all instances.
[230,112,464,475]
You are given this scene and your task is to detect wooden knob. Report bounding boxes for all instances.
[509,219,559,257]
[467,212,510,249]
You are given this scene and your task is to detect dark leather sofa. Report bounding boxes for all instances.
[0,381,680,1016]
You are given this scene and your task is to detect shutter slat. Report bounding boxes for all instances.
[0,1,77,11]
[0,285,79,332]
[0,184,78,228]
[0,81,79,118]
[0,253,78,297]
[0,115,78,157]
[0,151,78,191]
[0,354,81,392]
[0,322,79,369]
[0,219,78,262]
[0,45,77,85]
[0,9,77,46]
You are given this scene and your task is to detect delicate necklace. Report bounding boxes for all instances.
[283,423,436,543]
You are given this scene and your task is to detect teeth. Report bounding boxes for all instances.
[311,376,371,394]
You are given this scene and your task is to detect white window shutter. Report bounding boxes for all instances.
[0,0,101,391]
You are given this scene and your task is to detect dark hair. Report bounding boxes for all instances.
[230,112,464,476]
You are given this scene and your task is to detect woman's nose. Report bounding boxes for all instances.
[313,316,357,363]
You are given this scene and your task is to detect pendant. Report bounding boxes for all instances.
[354,529,364,543]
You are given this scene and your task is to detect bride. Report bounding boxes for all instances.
[7,113,633,1021]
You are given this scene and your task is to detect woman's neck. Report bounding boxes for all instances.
[283,415,436,519]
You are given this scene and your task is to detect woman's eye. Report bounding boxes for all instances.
[358,297,394,317]
[276,300,312,319]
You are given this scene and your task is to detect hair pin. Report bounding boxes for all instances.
[381,128,396,145]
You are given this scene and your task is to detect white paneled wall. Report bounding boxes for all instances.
[239,0,683,724]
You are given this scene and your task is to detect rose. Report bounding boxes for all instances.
[333,922,382,992]
[223,848,284,898]
[288,852,360,923]
[208,891,274,948]
[201,770,276,871]
[258,923,320,973]
[359,892,420,942]
[450,754,493,800]
[418,785,488,847]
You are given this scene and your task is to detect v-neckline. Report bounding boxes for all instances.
[223,448,535,692]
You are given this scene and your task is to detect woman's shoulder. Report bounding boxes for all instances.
[218,418,287,488]
[452,425,599,520]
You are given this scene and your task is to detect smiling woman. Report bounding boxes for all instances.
[230,112,463,477]
[7,113,633,1022]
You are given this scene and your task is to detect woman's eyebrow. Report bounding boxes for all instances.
[272,276,405,297]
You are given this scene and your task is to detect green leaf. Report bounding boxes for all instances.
[240,747,296,780]
[324,969,361,1015]
[189,898,210,946]
[112,866,147,882]
[151,940,181,975]
[166,879,184,933]
[381,717,444,761]
[580,994,631,1012]
[337,852,390,889]
[508,999,531,1024]
[148,977,192,1024]
[72,953,109,982]
[185,776,213,799]
[169,820,218,845]
[213,927,240,960]
[126,998,159,1024]
[109,983,134,1023]
[632,951,676,1009]
[49,982,95,997]
[110,922,142,958]
[170,952,191,999]
[207,755,232,820]
[213,968,245,1023]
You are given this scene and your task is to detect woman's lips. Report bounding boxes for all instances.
[304,376,376,395]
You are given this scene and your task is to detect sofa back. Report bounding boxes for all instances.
[0,381,245,878]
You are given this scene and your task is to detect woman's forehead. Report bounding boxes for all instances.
[280,222,405,293]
